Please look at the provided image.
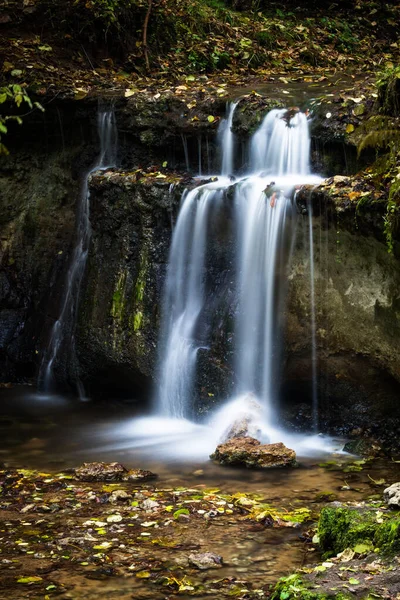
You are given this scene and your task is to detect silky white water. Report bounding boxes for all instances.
[218,101,239,176]
[149,104,334,457]
[156,182,225,418]
[39,111,117,394]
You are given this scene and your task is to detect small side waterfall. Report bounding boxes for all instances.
[39,110,117,394]
[218,101,238,176]
[154,103,322,443]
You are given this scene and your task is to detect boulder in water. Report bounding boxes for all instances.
[210,437,296,468]
[74,462,156,482]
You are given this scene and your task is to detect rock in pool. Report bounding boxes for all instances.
[74,462,156,482]
[210,437,296,468]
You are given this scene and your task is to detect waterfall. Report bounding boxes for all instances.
[218,101,239,176]
[250,109,310,175]
[154,103,321,433]
[39,110,117,394]
[156,185,222,418]
[234,178,293,423]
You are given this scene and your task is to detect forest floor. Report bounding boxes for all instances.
[1,458,400,600]
[0,0,399,103]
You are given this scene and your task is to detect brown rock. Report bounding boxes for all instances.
[74,462,156,482]
[210,437,296,468]
[188,552,223,570]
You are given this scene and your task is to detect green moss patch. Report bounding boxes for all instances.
[318,506,400,557]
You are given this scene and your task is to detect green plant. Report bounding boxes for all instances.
[0,85,44,155]
[377,64,400,117]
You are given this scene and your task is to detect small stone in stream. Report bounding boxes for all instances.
[188,552,223,570]
[124,469,157,481]
[384,483,400,509]
[176,513,190,523]
[110,490,131,504]
[74,462,156,482]
[210,437,296,468]
[141,499,160,511]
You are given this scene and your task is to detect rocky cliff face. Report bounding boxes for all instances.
[0,149,79,380]
[283,186,400,444]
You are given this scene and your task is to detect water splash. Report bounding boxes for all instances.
[39,110,117,395]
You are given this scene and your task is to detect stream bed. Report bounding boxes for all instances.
[1,387,400,599]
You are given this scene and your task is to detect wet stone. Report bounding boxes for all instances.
[75,462,127,481]
[210,437,296,468]
[384,483,400,509]
[141,498,160,511]
[188,552,223,570]
[125,469,157,481]
[74,462,156,482]
[110,490,131,504]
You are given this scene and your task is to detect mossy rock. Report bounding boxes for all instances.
[318,506,400,557]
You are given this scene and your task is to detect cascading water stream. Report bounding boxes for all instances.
[250,109,311,175]
[156,185,222,418]
[39,110,117,395]
[147,102,329,457]
[218,101,239,175]
[234,178,293,424]
[233,107,313,426]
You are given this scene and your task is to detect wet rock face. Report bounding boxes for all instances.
[210,438,297,468]
[0,149,81,381]
[282,192,400,444]
[75,172,182,398]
